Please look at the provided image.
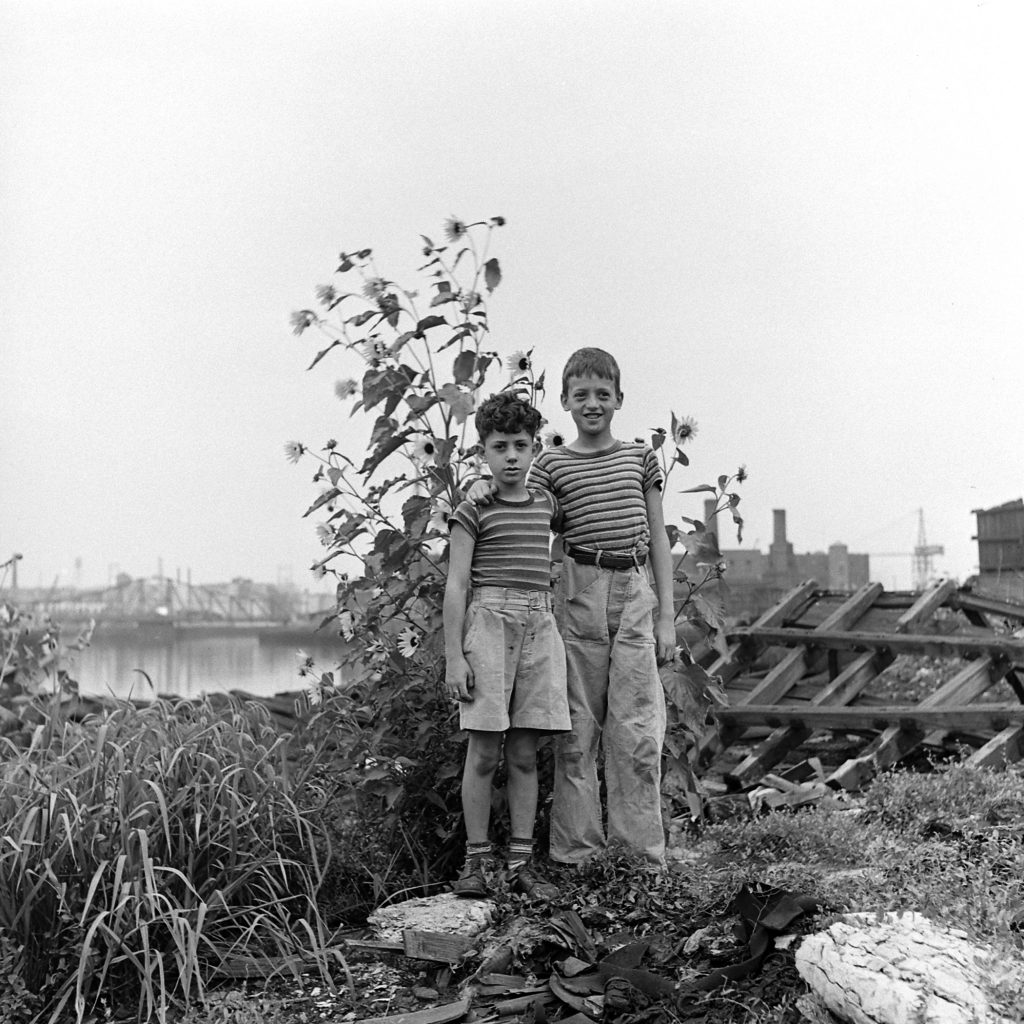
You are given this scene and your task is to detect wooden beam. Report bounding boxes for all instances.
[966,725,1024,768]
[726,627,1024,663]
[716,704,1024,733]
[706,579,820,685]
[947,590,1024,622]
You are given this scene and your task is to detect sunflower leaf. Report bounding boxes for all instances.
[484,257,502,293]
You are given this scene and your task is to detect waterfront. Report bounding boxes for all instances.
[70,622,345,700]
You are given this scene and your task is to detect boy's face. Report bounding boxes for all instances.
[481,429,536,491]
[561,374,623,439]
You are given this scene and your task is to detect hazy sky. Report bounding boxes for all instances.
[2,0,1022,593]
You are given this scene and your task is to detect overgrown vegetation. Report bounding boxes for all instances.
[0,691,340,1022]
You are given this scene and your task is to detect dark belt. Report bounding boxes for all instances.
[565,544,646,569]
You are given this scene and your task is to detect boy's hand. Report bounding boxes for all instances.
[466,478,498,506]
[445,656,475,702]
[654,619,676,666]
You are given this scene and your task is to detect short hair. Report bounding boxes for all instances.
[561,347,622,397]
[475,390,543,442]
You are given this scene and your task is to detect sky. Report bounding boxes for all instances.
[2,0,1022,594]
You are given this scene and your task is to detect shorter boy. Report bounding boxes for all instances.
[443,391,571,899]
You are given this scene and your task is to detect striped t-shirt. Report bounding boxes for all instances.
[449,489,560,591]
[529,441,662,555]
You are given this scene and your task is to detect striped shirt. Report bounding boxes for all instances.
[450,489,560,591]
[529,441,662,556]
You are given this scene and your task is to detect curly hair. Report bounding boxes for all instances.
[561,347,621,398]
[475,390,543,442]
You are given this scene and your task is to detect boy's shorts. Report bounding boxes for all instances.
[460,586,571,734]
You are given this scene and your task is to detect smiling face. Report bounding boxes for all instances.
[481,429,537,497]
[561,373,623,446]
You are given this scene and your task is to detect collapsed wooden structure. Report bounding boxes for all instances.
[695,579,1024,790]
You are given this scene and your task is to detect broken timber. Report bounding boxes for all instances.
[692,580,1024,791]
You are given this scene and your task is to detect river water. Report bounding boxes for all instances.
[70,623,346,700]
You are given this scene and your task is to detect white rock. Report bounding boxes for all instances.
[795,911,1017,1024]
[368,892,496,945]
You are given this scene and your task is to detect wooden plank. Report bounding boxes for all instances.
[726,582,957,786]
[828,655,1013,790]
[727,627,1024,662]
[697,583,882,769]
[966,725,1024,768]
[948,590,1024,622]
[403,930,476,963]
[716,704,1024,732]
[706,579,820,684]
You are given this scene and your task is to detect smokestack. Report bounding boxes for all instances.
[773,509,787,545]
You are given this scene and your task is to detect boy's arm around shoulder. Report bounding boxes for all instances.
[645,487,677,666]
[442,523,476,701]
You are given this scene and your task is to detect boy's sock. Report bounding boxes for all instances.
[506,837,535,871]
[464,841,493,867]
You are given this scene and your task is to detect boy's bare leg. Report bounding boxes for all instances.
[504,728,540,837]
[462,730,503,843]
[505,727,559,899]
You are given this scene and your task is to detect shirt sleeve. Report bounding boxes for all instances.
[449,500,480,539]
[641,446,663,494]
[527,450,554,495]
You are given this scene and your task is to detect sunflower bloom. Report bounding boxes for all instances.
[284,441,306,464]
[315,523,334,546]
[443,217,466,242]
[360,337,389,363]
[427,496,454,535]
[397,627,422,658]
[673,417,699,445]
[315,284,337,306]
[335,378,359,400]
[506,350,532,379]
[310,562,327,580]
[543,430,565,448]
[362,277,388,300]
[290,310,316,335]
[412,436,438,465]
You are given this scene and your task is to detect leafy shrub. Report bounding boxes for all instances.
[704,805,869,869]
[0,697,339,1023]
[863,763,1024,833]
[1,553,92,715]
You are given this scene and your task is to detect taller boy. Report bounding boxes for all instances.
[534,347,675,867]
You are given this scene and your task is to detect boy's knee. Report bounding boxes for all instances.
[466,736,502,776]
[505,746,537,776]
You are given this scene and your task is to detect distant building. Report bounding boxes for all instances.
[970,498,1024,603]
[698,502,870,620]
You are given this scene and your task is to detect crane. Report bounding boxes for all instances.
[868,508,945,591]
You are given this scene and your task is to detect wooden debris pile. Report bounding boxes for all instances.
[690,580,1024,794]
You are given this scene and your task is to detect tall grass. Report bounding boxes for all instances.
[0,697,340,1023]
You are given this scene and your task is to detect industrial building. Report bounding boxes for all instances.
[970,498,1024,603]
[698,501,870,621]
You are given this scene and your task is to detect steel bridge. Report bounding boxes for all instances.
[15,576,330,624]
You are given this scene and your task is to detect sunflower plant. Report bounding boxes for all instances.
[287,217,744,891]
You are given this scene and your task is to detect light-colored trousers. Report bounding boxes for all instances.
[549,556,667,866]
